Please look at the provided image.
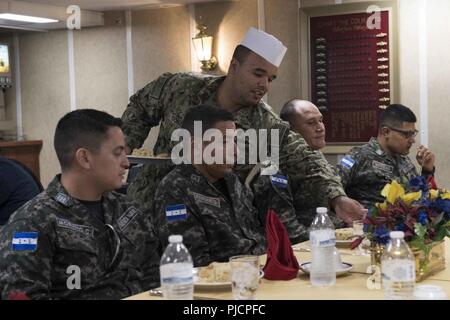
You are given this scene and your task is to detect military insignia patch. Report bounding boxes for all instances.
[340,156,355,169]
[12,232,38,251]
[270,174,288,188]
[55,192,71,206]
[166,204,188,222]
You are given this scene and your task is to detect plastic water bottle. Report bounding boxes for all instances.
[381,231,415,300]
[160,235,194,300]
[309,207,336,286]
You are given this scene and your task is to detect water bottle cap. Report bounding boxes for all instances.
[389,231,405,239]
[168,235,183,243]
[316,207,328,214]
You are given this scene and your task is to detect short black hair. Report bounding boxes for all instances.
[181,105,234,136]
[280,99,298,124]
[379,104,417,131]
[54,109,123,170]
[231,45,252,64]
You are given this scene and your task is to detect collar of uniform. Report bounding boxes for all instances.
[369,137,385,156]
[185,163,236,187]
[196,75,224,105]
[369,137,400,162]
[46,175,76,207]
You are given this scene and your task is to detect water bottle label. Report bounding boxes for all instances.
[310,230,336,247]
[381,260,416,282]
[160,262,193,283]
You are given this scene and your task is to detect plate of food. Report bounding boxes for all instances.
[335,228,358,248]
[127,149,172,165]
[193,262,232,290]
[194,262,265,290]
[299,261,353,276]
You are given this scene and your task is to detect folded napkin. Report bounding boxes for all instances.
[263,209,300,280]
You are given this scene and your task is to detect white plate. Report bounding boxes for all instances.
[299,261,353,276]
[335,239,353,249]
[193,267,231,290]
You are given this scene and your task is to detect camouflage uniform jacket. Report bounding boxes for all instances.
[250,165,309,244]
[122,72,345,208]
[153,165,266,267]
[0,176,161,300]
[336,138,433,209]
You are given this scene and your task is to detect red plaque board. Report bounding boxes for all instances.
[310,11,390,143]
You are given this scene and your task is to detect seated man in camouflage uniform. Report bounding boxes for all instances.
[280,99,326,151]
[154,105,270,267]
[336,104,436,209]
[0,109,161,300]
[280,99,344,228]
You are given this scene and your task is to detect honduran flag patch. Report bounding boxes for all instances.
[12,232,38,251]
[340,156,355,169]
[166,204,188,222]
[270,174,288,188]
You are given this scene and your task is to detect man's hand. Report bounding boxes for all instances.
[330,196,367,225]
[416,145,435,173]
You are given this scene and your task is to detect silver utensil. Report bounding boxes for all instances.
[149,289,163,297]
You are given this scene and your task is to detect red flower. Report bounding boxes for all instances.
[428,176,437,190]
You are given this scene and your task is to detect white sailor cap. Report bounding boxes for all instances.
[240,27,287,67]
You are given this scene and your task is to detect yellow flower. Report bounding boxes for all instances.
[430,189,438,200]
[377,202,387,211]
[441,192,450,200]
[381,180,405,204]
[401,191,422,205]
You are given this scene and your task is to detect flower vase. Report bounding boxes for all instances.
[412,240,446,282]
[370,241,385,269]
[370,240,446,282]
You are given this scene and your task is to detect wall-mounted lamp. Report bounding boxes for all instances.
[192,24,217,71]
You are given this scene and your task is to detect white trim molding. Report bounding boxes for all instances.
[13,33,23,139]
[125,10,134,98]
[418,0,428,146]
[67,30,76,111]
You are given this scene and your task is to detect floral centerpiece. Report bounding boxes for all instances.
[352,175,450,281]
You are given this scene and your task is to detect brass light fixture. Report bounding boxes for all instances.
[192,24,217,71]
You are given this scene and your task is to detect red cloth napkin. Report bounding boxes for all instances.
[262,209,300,280]
[8,291,31,300]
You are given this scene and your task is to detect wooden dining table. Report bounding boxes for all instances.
[125,238,450,300]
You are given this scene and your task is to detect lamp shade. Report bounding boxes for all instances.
[192,35,213,62]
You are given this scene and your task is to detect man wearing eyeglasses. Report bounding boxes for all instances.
[336,104,435,209]
[0,109,161,300]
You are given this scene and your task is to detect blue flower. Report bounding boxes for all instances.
[395,223,407,231]
[409,176,428,193]
[418,211,428,226]
[432,198,450,215]
[375,226,390,244]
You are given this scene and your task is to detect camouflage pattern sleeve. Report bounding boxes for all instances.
[139,214,163,290]
[336,152,359,188]
[121,72,175,150]
[280,129,346,204]
[0,218,54,300]
[153,184,211,267]
[251,172,309,244]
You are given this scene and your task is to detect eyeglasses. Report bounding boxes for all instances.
[386,126,418,139]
